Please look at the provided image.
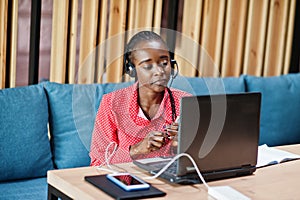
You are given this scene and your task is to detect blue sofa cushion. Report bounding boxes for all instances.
[44,81,132,169]
[245,73,300,146]
[0,177,47,200]
[0,84,53,181]
[172,75,246,95]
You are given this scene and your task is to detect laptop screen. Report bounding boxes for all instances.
[177,93,261,176]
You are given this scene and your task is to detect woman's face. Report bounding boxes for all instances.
[131,40,172,93]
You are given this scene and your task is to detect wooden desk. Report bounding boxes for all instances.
[47,144,300,200]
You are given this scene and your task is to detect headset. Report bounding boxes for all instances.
[123,51,178,79]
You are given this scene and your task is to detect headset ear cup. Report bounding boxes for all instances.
[124,52,132,77]
[124,52,136,78]
[126,63,136,77]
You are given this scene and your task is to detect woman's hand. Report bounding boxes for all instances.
[165,122,179,147]
[129,131,166,159]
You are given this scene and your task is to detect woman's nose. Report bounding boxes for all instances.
[153,64,165,75]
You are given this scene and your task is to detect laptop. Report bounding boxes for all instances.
[133,92,261,184]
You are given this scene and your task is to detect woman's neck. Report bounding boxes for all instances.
[138,88,165,120]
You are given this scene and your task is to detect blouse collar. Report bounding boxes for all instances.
[129,82,172,126]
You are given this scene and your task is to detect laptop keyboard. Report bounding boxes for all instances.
[150,161,178,175]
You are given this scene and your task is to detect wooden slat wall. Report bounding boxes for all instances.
[77,0,99,84]
[153,0,163,28]
[0,0,298,88]
[96,0,108,83]
[49,0,162,84]
[175,0,203,77]
[284,0,297,74]
[8,0,18,88]
[243,0,269,76]
[50,0,69,83]
[264,0,290,76]
[179,0,296,78]
[200,0,226,77]
[0,0,8,89]
[221,0,248,77]
[105,0,127,83]
[67,0,79,84]
[128,0,154,29]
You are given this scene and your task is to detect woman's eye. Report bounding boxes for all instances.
[143,64,153,70]
[159,60,168,67]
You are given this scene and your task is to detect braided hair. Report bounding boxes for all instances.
[124,31,169,63]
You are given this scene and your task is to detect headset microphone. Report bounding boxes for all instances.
[168,59,178,89]
[170,59,178,79]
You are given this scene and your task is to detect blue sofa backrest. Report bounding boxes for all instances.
[43,81,132,169]
[245,73,300,146]
[0,84,53,182]
[2,74,300,179]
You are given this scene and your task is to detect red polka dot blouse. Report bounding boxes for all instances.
[89,82,190,166]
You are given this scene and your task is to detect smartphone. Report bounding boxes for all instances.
[106,173,150,191]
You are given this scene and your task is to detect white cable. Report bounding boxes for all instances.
[144,152,210,189]
[106,141,118,167]
[97,141,118,170]
[96,166,120,174]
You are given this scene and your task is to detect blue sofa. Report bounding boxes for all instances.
[1,73,300,199]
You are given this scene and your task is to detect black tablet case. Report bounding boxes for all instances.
[85,175,166,200]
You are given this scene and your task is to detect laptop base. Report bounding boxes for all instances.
[150,166,256,185]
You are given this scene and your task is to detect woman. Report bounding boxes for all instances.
[89,31,190,166]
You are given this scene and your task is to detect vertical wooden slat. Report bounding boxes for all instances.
[283,0,296,74]
[96,0,108,83]
[67,0,78,84]
[0,0,8,89]
[263,0,289,76]
[106,0,127,83]
[243,0,269,76]
[200,0,226,77]
[153,0,163,28]
[9,0,18,88]
[221,0,248,77]
[176,0,203,77]
[50,0,69,83]
[78,0,99,84]
[135,0,154,28]
[127,0,154,40]
[124,0,137,82]
[126,1,140,45]
[127,0,135,31]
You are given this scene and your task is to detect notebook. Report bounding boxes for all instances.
[133,93,261,184]
[85,175,166,199]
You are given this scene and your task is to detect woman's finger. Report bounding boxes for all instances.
[149,140,164,148]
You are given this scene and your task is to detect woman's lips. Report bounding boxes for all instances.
[151,79,167,85]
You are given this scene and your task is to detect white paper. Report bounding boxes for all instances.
[257,144,300,168]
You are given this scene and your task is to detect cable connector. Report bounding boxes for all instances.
[208,186,251,200]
